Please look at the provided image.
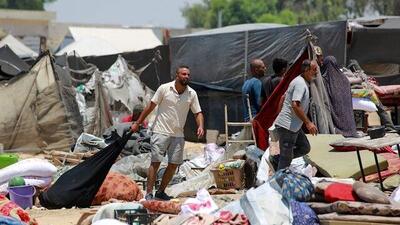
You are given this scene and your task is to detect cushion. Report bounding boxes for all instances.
[92,172,143,205]
[324,183,358,203]
[290,200,320,225]
[353,181,390,204]
[335,201,400,216]
[141,200,181,214]
[352,98,378,112]
[269,169,314,202]
[305,134,388,179]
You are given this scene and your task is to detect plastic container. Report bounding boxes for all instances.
[8,185,36,209]
[368,126,386,139]
[114,208,160,225]
[0,154,18,169]
[211,159,245,190]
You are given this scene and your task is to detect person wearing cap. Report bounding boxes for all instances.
[314,46,323,67]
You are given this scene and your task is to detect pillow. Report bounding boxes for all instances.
[324,183,358,203]
[92,172,143,205]
[352,98,378,112]
[353,181,390,204]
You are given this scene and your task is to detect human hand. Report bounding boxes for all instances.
[130,122,140,133]
[197,127,204,139]
[306,122,318,136]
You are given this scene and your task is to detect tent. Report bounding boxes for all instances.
[56,27,162,57]
[83,45,171,91]
[0,45,30,80]
[56,37,120,57]
[170,17,400,139]
[0,52,82,152]
[170,21,347,140]
[100,55,154,113]
[0,34,38,59]
[56,54,113,137]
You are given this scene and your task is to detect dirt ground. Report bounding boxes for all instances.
[20,141,208,225]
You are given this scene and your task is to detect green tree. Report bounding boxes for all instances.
[0,0,56,10]
[181,0,400,28]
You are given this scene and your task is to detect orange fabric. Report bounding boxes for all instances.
[92,172,143,205]
[0,195,37,225]
[141,200,181,214]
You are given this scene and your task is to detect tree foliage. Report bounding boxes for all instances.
[182,0,400,28]
[0,0,56,10]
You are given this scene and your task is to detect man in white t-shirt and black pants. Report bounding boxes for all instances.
[131,65,204,200]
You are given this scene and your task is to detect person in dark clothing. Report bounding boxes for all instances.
[321,56,358,137]
[262,58,288,102]
[242,59,266,121]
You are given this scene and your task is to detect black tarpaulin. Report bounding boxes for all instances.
[0,45,30,80]
[39,131,132,209]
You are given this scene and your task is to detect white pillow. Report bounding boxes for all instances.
[352,98,378,112]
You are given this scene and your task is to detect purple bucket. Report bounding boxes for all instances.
[7,185,36,209]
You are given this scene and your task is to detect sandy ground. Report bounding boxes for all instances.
[19,141,212,225]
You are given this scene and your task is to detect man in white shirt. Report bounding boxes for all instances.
[131,65,204,200]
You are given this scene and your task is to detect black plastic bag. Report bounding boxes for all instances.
[39,131,132,209]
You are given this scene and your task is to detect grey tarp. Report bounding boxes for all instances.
[348,27,400,86]
[0,45,30,80]
[0,54,76,152]
[309,44,335,134]
[170,21,347,139]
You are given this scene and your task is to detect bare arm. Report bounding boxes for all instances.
[291,101,317,135]
[194,112,204,138]
[130,102,157,132]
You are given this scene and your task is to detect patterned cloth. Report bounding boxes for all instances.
[92,172,143,205]
[141,200,181,214]
[351,89,380,105]
[321,56,358,137]
[0,195,37,225]
[269,168,314,202]
[290,200,319,225]
[213,211,249,225]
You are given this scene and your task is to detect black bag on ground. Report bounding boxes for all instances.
[39,131,132,209]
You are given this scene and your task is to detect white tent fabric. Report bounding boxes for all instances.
[69,26,161,53]
[101,55,153,112]
[56,37,120,57]
[0,34,38,58]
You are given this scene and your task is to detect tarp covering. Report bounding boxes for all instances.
[56,26,162,57]
[101,55,153,112]
[0,53,76,152]
[83,45,171,91]
[170,21,347,91]
[0,34,38,59]
[0,45,30,80]
[39,131,132,209]
[170,21,347,137]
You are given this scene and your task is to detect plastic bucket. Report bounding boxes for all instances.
[7,185,36,209]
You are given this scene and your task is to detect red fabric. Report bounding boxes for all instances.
[324,183,358,203]
[141,200,181,214]
[121,115,133,122]
[365,152,400,182]
[92,172,143,205]
[253,47,310,150]
[330,145,357,151]
[0,195,37,225]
